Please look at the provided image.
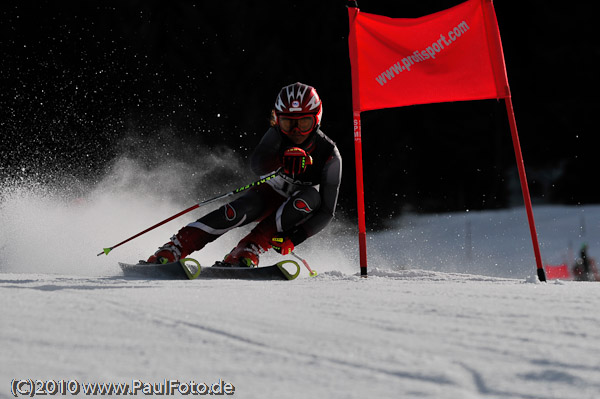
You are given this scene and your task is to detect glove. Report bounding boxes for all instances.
[271,236,295,255]
[282,147,313,177]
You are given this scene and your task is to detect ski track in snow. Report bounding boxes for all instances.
[2,268,600,399]
[2,180,600,398]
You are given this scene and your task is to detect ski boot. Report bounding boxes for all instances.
[222,242,262,268]
[147,241,184,264]
[146,226,217,264]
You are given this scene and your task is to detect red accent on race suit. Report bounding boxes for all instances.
[225,204,236,221]
[293,199,312,213]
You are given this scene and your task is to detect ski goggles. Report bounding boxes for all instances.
[278,115,315,135]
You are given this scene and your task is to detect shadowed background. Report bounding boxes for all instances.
[1,0,595,229]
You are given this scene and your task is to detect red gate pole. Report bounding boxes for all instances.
[482,0,546,281]
[348,4,368,277]
[505,97,547,282]
[353,111,368,276]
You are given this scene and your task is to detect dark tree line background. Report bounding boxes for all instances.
[1,0,596,229]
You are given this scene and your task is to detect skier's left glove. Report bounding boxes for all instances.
[282,147,313,178]
[271,228,308,255]
[271,236,295,255]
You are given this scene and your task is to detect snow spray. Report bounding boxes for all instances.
[0,134,357,277]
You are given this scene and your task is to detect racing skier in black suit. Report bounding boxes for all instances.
[147,82,342,267]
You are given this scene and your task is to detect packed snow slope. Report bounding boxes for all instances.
[2,167,600,398]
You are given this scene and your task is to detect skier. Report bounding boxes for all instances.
[572,243,599,281]
[146,82,342,267]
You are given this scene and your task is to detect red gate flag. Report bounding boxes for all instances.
[348,0,510,112]
[347,0,547,280]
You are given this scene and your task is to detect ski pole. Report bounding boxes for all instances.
[291,251,317,277]
[97,172,280,256]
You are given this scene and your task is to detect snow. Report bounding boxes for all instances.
[2,176,600,398]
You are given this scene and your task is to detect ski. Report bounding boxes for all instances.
[118,258,301,281]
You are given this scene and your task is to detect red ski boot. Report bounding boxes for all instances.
[147,242,183,264]
[223,242,264,267]
[146,226,218,264]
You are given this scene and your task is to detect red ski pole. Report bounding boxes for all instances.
[97,172,279,256]
[291,251,317,277]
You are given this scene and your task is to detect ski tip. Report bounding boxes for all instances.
[276,260,301,280]
[180,258,202,280]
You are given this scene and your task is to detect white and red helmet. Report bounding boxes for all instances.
[274,82,323,133]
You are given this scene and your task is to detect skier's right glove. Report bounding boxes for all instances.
[282,147,313,178]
